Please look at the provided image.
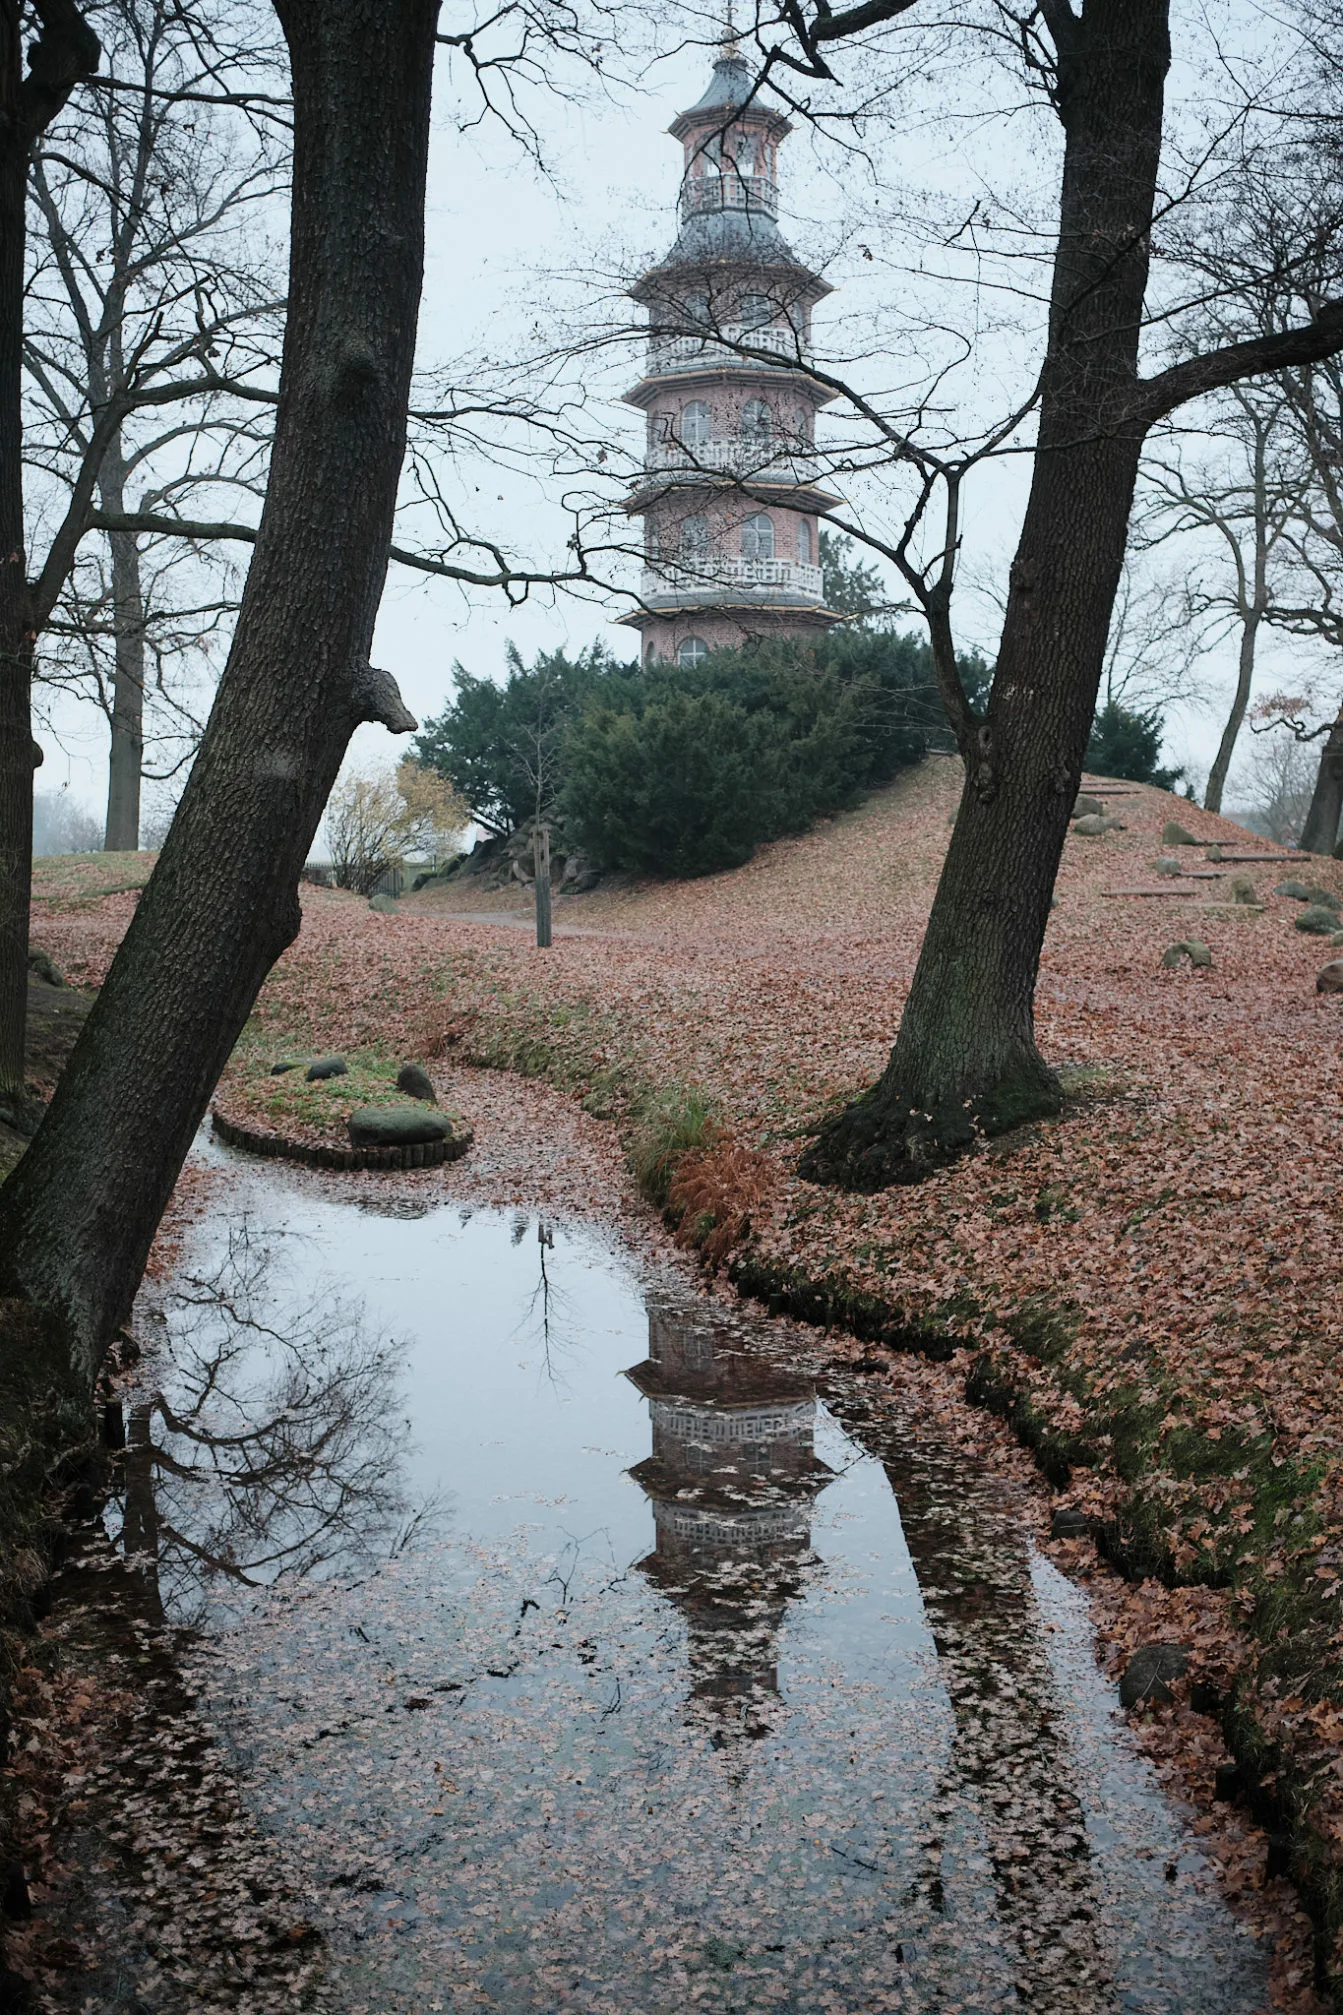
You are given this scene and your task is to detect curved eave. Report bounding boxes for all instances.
[622,478,840,515]
[668,105,792,144]
[623,366,837,411]
[616,598,842,629]
[632,257,832,307]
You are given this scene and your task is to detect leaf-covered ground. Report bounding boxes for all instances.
[28,757,1343,1997]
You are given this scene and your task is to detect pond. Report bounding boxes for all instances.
[110,1153,1269,2014]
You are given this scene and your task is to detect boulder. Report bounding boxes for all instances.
[1073,814,1114,836]
[1229,873,1259,905]
[305,1056,348,1082]
[1274,879,1313,901]
[368,893,399,914]
[1317,960,1343,995]
[395,1061,437,1103]
[1304,886,1341,912]
[26,948,65,987]
[1153,858,1183,877]
[1205,845,1223,863]
[1295,905,1339,936]
[1332,930,1343,947]
[347,1105,451,1148]
[1162,821,1199,846]
[270,1062,298,1077]
[1073,794,1105,819]
[1161,940,1212,969]
[1119,1642,1190,1710]
[1050,1507,1092,1540]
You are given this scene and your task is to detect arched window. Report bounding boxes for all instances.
[679,512,709,561]
[741,512,774,559]
[734,134,756,177]
[797,518,812,564]
[740,398,771,442]
[795,407,811,440]
[677,635,708,667]
[739,292,772,329]
[681,400,710,448]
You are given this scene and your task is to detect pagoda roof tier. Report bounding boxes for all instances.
[623,358,837,413]
[668,51,792,143]
[616,597,839,630]
[631,240,831,307]
[624,1356,815,1408]
[624,474,839,516]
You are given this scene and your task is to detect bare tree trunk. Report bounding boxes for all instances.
[0,1,99,1108]
[1206,610,1261,816]
[0,14,33,1108]
[0,0,438,1390]
[1299,706,1343,855]
[803,0,1170,1187]
[534,820,552,947]
[100,441,145,852]
[1205,431,1270,816]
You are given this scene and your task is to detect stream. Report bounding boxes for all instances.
[107,1146,1270,2014]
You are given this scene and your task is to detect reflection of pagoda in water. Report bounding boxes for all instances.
[625,1303,832,1741]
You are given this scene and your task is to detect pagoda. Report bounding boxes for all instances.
[620,46,841,665]
[624,1302,832,1741]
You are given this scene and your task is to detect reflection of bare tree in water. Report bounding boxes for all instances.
[111,1223,425,1624]
[625,1302,832,1758]
[839,1404,1118,2013]
[515,1215,584,1389]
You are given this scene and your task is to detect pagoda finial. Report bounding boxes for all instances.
[720,0,739,59]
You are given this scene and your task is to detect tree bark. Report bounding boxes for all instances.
[803,0,1171,1187]
[100,440,146,853]
[0,0,439,1389]
[0,1,99,1107]
[1299,706,1343,855]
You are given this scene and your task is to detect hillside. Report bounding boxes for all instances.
[30,759,1343,1987]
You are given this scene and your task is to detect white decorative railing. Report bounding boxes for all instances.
[639,557,824,600]
[636,439,822,484]
[645,324,807,375]
[681,173,780,218]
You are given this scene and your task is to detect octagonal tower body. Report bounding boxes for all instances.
[622,50,840,665]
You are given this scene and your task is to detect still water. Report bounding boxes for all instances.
[115,1161,1269,2014]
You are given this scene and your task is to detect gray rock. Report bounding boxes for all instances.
[1161,939,1212,969]
[1073,794,1105,819]
[1205,845,1223,862]
[1162,821,1199,846]
[1332,930,1343,947]
[1120,1643,1190,1710]
[1153,858,1183,877]
[1304,886,1341,911]
[1072,814,1112,836]
[270,1062,298,1076]
[570,869,602,893]
[26,948,65,987]
[1229,873,1258,905]
[1274,879,1313,901]
[347,1105,451,1148]
[305,1056,348,1081]
[368,893,399,914]
[395,1062,437,1103]
[1296,905,1339,936]
[1050,1507,1092,1540]
[1317,960,1343,995]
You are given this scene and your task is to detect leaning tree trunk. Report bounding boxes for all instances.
[1299,705,1343,856]
[1204,607,1261,817]
[0,7,33,1111]
[0,0,439,1390]
[0,1,99,1113]
[100,441,146,853]
[803,0,1171,1188]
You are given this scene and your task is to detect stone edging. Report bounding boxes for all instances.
[211,1106,472,1171]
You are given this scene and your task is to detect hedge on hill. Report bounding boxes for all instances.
[413,629,990,878]
[1085,699,1184,791]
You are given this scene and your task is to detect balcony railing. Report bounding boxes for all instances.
[644,324,808,376]
[680,173,780,219]
[639,556,825,601]
[635,439,823,485]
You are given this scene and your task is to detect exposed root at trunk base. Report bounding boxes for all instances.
[799,1061,1064,1191]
